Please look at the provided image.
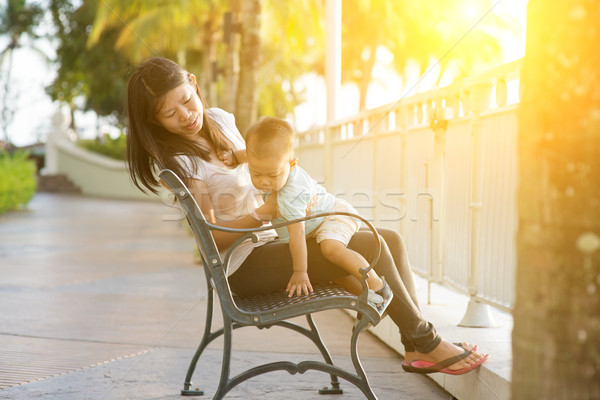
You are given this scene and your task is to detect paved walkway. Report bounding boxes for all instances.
[0,194,451,400]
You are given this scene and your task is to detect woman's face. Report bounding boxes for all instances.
[155,74,204,137]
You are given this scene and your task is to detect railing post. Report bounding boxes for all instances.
[324,126,333,191]
[429,102,449,287]
[459,83,497,328]
[398,106,409,237]
[324,0,340,192]
[371,115,379,224]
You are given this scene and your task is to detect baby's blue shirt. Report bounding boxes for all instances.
[267,166,336,243]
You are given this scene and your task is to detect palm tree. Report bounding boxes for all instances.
[341,0,511,111]
[219,0,240,113]
[513,0,600,398]
[233,0,261,134]
[0,0,44,149]
[88,0,226,94]
[48,0,133,133]
[89,0,273,128]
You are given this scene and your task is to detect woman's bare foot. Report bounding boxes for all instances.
[404,339,486,371]
[404,341,477,364]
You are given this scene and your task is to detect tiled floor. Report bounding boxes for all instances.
[0,194,451,399]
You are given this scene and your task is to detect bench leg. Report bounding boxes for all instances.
[211,313,235,400]
[181,287,214,396]
[348,314,378,400]
[181,288,249,398]
[303,314,343,395]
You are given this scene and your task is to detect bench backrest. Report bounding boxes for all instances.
[159,169,251,321]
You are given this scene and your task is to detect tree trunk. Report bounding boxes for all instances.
[235,0,261,135]
[358,45,376,111]
[0,47,15,149]
[200,20,215,104]
[512,1,600,399]
[222,0,241,113]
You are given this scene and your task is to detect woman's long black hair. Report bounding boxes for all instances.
[126,56,230,194]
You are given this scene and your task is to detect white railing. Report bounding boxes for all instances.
[296,59,521,314]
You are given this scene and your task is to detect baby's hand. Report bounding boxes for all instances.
[218,149,236,166]
[286,271,313,297]
[305,194,317,214]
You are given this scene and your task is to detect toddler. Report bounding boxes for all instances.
[233,117,392,310]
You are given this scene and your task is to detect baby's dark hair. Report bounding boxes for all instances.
[245,117,294,157]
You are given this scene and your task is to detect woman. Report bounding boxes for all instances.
[126,56,488,375]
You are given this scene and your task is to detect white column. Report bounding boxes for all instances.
[43,109,71,175]
[323,0,341,191]
[325,0,341,123]
[459,82,497,328]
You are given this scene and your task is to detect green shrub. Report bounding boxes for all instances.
[78,133,127,161]
[0,151,37,214]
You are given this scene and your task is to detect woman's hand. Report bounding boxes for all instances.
[286,271,313,297]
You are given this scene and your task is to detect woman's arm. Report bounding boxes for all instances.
[286,222,313,296]
[188,178,263,250]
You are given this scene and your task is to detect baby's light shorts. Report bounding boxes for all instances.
[309,198,362,246]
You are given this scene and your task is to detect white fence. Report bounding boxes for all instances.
[297,59,521,312]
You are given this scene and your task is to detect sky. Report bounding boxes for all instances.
[1,0,527,148]
[1,37,57,147]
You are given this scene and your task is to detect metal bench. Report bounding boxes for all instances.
[159,168,389,400]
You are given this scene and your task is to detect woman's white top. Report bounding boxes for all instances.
[176,108,276,275]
